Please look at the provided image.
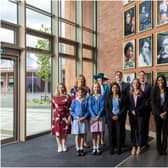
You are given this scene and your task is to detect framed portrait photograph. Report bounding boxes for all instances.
[145,72,153,85]
[139,1,152,32]
[157,0,168,25]
[157,31,168,65]
[123,73,135,84]
[157,72,168,86]
[138,36,152,67]
[123,40,135,69]
[124,7,135,36]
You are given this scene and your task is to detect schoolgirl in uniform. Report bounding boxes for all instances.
[88,82,105,155]
[70,87,89,156]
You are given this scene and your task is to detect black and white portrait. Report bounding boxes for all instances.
[123,40,135,69]
[138,36,152,67]
[157,0,168,25]
[139,1,152,31]
[157,31,168,65]
[124,7,135,36]
[123,73,135,84]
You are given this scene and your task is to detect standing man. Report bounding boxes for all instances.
[114,71,130,147]
[138,70,152,148]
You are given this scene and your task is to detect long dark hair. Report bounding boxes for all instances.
[108,82,121,97]
[155,75,167,88]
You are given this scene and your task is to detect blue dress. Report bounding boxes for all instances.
[70,98,89,134]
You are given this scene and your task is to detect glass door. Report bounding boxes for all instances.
[0,56,18,143]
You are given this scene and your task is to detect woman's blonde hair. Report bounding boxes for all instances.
[91,82,101,94]
[130,78,143,95]
[55,83,67,97]
[75,74,86,87]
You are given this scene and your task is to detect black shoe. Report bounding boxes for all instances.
[110,149,114,155]
[91,150,97,155]
[76,150,81,156]
[162,151,167,155]
[96,149,102,155]
[158,150,163,155]
[80,150,85,156]
[117,149,122,155]
[145,144,150,148]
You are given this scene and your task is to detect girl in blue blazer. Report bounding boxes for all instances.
[70,87,89,156]
[88,82,105,155]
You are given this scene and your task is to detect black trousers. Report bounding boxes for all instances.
[108,120,122,151]
[142,109,151,146]
[154,116,168,153]
[120,110,127,146]
[129,116,143,147]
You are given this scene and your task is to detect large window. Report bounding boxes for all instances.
[26,53,51,136]
[26,8,51,33]
[0,28,15,44]
[1,0,17,24]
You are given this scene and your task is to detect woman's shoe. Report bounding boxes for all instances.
[136,146,141,155]
[62,145,67,152]
[131,147,136,155]
[91,149,97,155]
[58,145,62,152]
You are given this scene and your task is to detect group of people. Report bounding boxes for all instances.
[51,71,168,157]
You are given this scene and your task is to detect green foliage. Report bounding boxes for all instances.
[35,24,51,83]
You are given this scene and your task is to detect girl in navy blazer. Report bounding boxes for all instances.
[70,87,89,156]
[151,75,168,155]
[88,82,105,155]
[128,78,145,155]
[105,83,127,155]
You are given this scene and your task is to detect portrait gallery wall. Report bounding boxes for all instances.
[122,0,168,86]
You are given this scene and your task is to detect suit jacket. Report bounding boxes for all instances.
[105,94,127,123]
[151,87,168,117]
[143,82,152,111]
[128,92,145,117]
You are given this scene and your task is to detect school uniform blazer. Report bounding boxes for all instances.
[128,92,145,117]
[88,95,105,118]
[70,99,89,119]
[105,95,127,122]
[151,87,168,117]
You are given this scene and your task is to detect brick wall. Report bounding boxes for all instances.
[97,1,168,132]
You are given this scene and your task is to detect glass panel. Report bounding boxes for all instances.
[0,28,15,44]
[26,53,51,136]
[26,34,50,50]
[26,8,51,33]
[83,30,93,46]
[26,0,51,12]
[59,22,76,40]
[0,58,14,140]
[59,0,75,22]
[82,61,92,89]
[0,0,17,23]
[59,57,76,92]
[59,43,75,56]
[82,1,93,29]
[83,49,92,59]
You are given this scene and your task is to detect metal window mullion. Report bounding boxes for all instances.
[92,1,97,76]
[76,0,83,75]
[51,0,59,95]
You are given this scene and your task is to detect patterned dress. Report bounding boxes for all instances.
[51,95,71,136]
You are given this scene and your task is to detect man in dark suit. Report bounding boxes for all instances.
[115,71,130,147]
[138,70,152,148]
